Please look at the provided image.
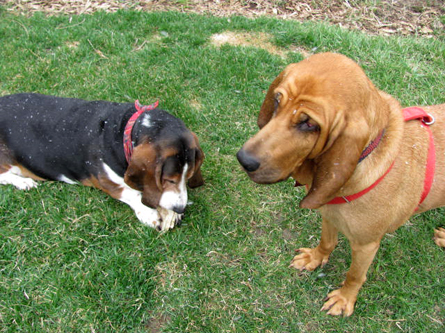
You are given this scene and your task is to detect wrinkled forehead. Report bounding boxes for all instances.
[274,67,325,102]
[277,64,300,93]
[276,57,368,100]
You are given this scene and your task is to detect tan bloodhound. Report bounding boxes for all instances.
[237,52,445,316]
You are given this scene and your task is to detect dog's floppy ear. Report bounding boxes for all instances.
[124,143,163,208]
[299,115,369,209]
[188,132,205,188]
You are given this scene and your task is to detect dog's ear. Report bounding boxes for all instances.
[188,132,205,188]
[299,115,369,209]
[188,148,204,188]
[124,143,163,208]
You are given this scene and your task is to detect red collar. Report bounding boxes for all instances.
[326,107,435,207]
[358,129,385,163]
[123,100,159,163]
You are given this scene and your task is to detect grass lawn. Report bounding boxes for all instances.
[0,6,444,332]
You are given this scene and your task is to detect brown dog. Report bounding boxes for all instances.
[237,52,445,316]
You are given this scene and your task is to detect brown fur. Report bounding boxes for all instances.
[238,52,445,316]
[124,142,204,208]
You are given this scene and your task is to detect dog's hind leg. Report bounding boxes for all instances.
[0,140,40,190]
[0,165,39,190]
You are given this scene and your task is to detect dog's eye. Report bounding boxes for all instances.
[164,179,177,185]
[296,115,319,132]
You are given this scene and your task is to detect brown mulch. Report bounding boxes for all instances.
[3,0,444,37]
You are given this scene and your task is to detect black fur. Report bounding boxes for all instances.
[0,93,193,181]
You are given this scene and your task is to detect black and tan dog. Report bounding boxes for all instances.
[0,93,204,231]
[237,53,445,316]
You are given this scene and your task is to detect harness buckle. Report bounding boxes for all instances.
[423,113,435,126]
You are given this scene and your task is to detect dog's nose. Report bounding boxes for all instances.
[236,149,260,172]
[172,205,186,214]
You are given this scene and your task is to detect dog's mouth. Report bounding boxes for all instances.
[237,147,293,184]
[244,168,291,184]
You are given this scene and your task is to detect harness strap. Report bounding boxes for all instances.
[325,107,435,207]
[402,107,435,208]
[123,100,159,163]
[326,162,394,204]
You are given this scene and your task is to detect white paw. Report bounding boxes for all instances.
[111,176,183,231]
[134,206,163,230]
[15,178,38,190]
[0,171,39,190]
[134,207,182,231]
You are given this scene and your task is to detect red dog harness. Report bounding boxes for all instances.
[326,107,435,207]
[123,100,159,163]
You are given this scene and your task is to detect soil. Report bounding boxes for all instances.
[3,0,444,38]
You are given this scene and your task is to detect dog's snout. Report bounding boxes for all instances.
[172,205,186,214]
[237,149,260,172]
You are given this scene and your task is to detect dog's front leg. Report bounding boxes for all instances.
[321,240,380,316]
[115,187,181,231]
[290,218,338,271]
[94,165,165,230]
[114,186,163,230]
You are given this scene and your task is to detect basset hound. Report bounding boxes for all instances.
[237,53,445,316]
[0,93,204,231]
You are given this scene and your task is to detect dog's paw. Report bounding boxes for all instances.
[0,174,38,190]
[321,288,356,317]
[158,207,183,232]
[15,178,38,190]
[434,227,445,247]
[128,201,182,231]
[289,248,330,271]
[134,207,163,230]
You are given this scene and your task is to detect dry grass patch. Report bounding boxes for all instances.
[210,31,312,58]
[65,41,80,48]
[189,98,203,112]
[132,34,164,52]
[5,0,443,37]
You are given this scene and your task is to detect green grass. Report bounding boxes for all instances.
[1,6,444,332]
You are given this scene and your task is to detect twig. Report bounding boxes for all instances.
[11,19,29,37]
